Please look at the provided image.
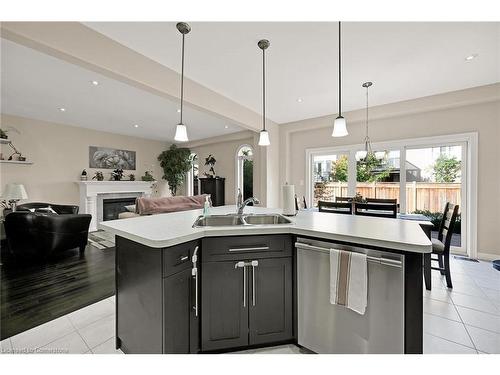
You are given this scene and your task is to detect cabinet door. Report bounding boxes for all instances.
[201,261,248,351]
[163,267,192,353]
[249,257,293,345]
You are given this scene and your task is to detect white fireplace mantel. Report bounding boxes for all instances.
[76,181,155,231]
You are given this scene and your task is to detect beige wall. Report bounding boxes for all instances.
[186,134,258,205]
[279,85,500,257]
[0,114,169,206]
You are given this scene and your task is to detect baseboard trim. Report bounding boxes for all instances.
[477,252,500,261]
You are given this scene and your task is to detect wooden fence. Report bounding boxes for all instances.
[314,182,461,213]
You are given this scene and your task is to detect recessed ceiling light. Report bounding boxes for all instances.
[297,98,303,103]
[177,109,181,113]
[224,125,229,129]
[465,54,478,61]
[133,124,139,128]
[58,107,66,112]
[91,80,99,86]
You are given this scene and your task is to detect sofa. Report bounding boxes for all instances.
[4,202,92,261]
[118,194,211,219]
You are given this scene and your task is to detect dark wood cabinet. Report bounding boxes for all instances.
[117,234,293,354]
[199,177,225,206]
[163,266,200,353]
[116,237,199,354]
[201,261,249,351]
[201,235,293,352]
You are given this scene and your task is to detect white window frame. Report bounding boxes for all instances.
[186,153,198,196]
[305,132,478,258]
[235,144,254,201]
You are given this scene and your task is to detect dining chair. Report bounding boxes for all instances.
[354,202,397,218]
[318,201,353,215]
[424,202,459,289]
[365,198,397,204]
[295,195,308,211]
[335,196,352,203]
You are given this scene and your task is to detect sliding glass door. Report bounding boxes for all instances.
[405,143,466,253]
[306,134,474,256]
[311,152,349,207]
[355,149,401,205]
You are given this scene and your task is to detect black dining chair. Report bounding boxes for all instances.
[295,195,308,211]
[335,196,353,203]
[424,202,459,290]
[365,198,397,204]
[318,201,353,215]
[354,202,397,218]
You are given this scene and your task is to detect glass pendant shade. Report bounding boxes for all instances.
[375,151,386,160]
[332,116,348,137]
[174,123,188,142]
[356,150,368,161]
[258,130,270,146]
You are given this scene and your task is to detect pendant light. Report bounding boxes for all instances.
[258,39,270,146]
[174,22,191,142]
[332,21,348,137]
[356,82,385,162]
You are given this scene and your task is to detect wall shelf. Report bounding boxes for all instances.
[0,160,33,165]
[0,138,12,144]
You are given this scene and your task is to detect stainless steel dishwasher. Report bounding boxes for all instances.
[296,238,405,354]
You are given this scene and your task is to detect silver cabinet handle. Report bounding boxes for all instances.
[228,246,269,252]
[251,260,258,306]
[234,261,247,308]
[192,267,198,317]
[243,265,247,307]
[180,255,189,262]
[192,246,199,317]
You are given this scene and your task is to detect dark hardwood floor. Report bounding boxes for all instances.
[0,242,115,340]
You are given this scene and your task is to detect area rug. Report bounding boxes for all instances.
[88,231,115,250]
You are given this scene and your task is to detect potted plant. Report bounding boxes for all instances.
[0,129,8,139]
[157,144,191,195]
[141,170,155,182]
[92,171,104,181]
[111,168,124,181]
[204,154,216,178]
[128,174,135,181]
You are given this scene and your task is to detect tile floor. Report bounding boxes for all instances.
[422,256,500,354]
[1,257,498,354]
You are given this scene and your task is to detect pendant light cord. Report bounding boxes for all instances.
[365,85,369,140]
[262,47,266,131]
[180,33,185,125]
[338,21,342,117]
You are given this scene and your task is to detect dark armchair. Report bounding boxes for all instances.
[16,202,79,215]
[4,203,91,261]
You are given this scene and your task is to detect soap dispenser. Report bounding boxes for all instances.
[203,195,211,217]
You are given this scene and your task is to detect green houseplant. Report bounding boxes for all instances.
[158,144,192,195]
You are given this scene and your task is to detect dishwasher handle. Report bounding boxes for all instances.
[295,241,402,268]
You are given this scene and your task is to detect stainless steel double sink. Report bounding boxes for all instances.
[193,213,292,228]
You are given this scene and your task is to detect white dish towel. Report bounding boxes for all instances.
[330,248,368,315]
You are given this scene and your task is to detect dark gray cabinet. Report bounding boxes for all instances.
[249,257,293,345]
[116,237,200,354]
[201,235,293,351]
[199,177,225,206]
[163,266,200,353]
[201,261,249,351]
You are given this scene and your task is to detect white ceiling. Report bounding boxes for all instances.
[86,22,500,124]
[0,38,243,142]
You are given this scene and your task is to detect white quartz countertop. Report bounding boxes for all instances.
[99,205,432,253]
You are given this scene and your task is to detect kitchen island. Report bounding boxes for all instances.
[100,205,431,354]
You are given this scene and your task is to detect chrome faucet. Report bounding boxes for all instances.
[236,188,260,215]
